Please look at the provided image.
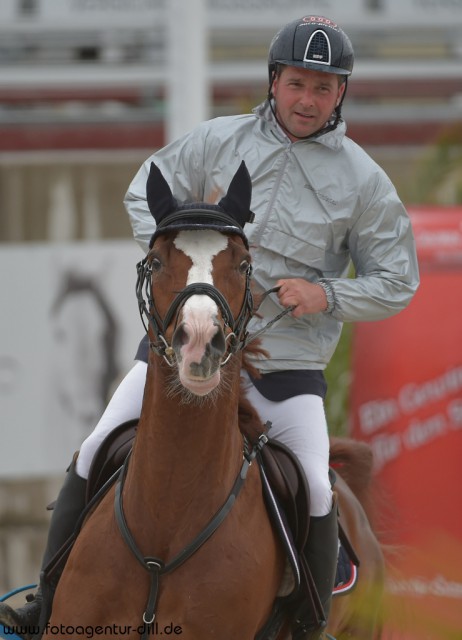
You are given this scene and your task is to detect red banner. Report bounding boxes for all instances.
[349,207,462,639]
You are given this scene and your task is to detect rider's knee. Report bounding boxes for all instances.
[307,474,333,518]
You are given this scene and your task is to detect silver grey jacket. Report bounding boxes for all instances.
[124,101,419,372]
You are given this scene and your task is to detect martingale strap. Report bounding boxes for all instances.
[114,431,270,639]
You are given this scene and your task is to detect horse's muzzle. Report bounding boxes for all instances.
[172,321,227,395]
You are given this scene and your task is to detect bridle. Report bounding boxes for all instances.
[135,247,255,367]
[135,238,295,367]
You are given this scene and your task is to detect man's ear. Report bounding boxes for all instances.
[271,71,279,96]
[336,81,346,107]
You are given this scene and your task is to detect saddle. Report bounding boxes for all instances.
[85,419,139,504]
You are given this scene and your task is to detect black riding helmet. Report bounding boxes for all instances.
[267,16,354,139]
[268,15,354,81]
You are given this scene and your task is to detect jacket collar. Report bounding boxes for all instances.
[253,100,347,151]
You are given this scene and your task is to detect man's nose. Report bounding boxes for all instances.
[300,88,314,107]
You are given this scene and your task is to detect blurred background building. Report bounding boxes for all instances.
[1,1,462,635]
[1,0,462,247]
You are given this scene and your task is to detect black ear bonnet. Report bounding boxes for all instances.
[146,160,254,249]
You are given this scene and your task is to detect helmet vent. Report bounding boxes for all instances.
[303,30,331,66]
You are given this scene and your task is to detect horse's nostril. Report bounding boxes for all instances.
[172,324,189,350]
[210,326,226,356]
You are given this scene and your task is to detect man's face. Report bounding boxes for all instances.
[272,65,346,141]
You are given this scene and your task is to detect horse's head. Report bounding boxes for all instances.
[136,161,255,397]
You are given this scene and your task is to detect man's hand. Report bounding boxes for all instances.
[276,278,328,318]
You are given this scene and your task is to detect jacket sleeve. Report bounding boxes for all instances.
[328,177,420,322]
[124,127,207,253]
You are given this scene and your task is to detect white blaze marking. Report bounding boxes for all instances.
[174,230,228,317]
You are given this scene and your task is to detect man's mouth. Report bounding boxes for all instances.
[295,111,314,120]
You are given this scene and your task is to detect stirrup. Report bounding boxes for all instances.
[0,585,42,640]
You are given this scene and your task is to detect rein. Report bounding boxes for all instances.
[243,286,295,348]
[114,432,270,639]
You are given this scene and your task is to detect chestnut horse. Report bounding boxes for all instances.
[44,162,286,640]
[41,161,384,640]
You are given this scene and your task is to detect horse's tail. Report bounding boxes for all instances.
[330,437,387,638]
[329,436,373,493]
[329,436,375,524]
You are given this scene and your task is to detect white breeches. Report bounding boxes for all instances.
[76,361,148,479]
[240,371,332,517]
[76,363,332,517]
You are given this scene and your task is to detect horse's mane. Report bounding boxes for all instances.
[238,339,269,444]
[236,286,271,444]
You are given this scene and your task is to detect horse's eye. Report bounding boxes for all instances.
[151,257,162,272]
[239,259,251,274]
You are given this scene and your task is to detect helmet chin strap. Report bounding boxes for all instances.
[267,75,348,142]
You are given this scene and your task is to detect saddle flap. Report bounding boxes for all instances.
[259,438,310,552]
[85,419,138,504]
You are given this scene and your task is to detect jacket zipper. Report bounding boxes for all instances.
[253,146,292,246]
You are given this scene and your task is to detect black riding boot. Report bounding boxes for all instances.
[0,457,87,639]
[293,494,339,640]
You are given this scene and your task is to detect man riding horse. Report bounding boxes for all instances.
[0,14,419,640]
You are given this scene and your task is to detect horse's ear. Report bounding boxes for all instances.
[218,161,254,227]
[146,162,177,223]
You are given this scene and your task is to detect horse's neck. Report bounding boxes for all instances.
[123,357,244,543]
